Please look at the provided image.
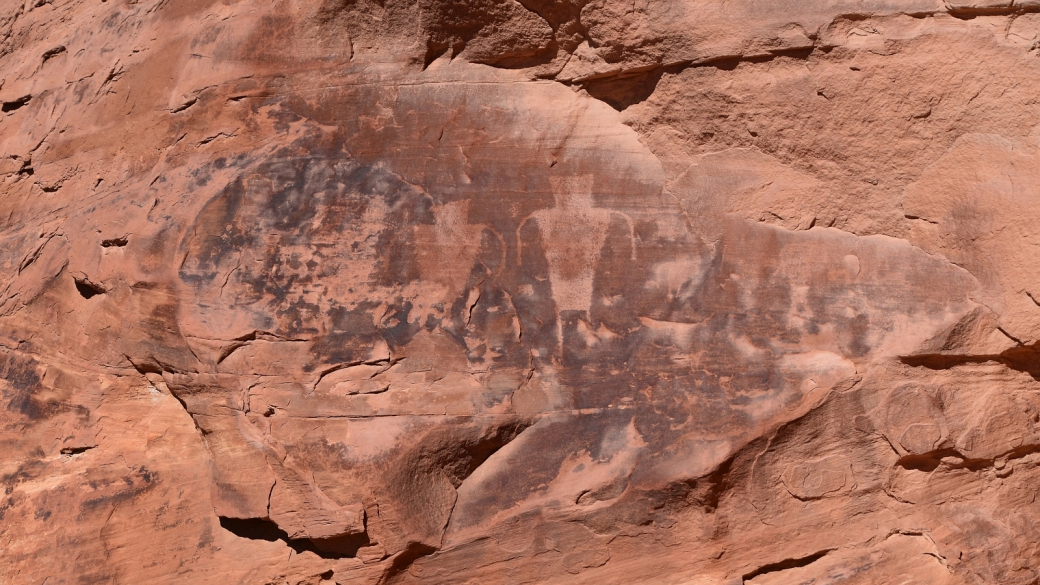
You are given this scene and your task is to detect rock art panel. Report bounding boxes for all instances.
[4,1,1040,584]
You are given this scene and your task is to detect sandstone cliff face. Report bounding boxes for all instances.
[3,1,1040,583]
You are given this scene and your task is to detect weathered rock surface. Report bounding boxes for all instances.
[3,0,1040,583]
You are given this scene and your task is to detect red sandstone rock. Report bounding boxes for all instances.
[3,1,1040,583]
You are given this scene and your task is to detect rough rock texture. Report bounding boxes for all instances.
[4,0,1040,583]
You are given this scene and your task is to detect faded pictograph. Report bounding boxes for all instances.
[518,174,634,342]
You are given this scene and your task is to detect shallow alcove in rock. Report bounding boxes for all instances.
[73,277,105,299]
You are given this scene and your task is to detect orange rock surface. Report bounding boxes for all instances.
[3,1,1040,583]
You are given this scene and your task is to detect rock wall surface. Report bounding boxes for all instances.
[3,0,1040,583]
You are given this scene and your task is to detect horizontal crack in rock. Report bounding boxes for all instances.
[742,548,836,583]
[218,516,371,559]
[900,343,1040,380]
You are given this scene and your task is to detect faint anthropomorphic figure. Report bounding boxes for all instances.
[519,174,633,345]
[414,199,490,304]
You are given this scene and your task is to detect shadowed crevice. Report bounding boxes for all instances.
[581,66,670,111]
[900,343,1040,381]
[2,95,31,113]
[379,542,438,584]
[74,277,105,299]
[101,237,128,248]
[742,548,835,583]
[895,443,1040,473]
[573,48,816,111]
[946,3,1040,20]
[218,517,370,559]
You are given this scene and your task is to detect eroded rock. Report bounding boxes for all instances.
[3,1,1040,583]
